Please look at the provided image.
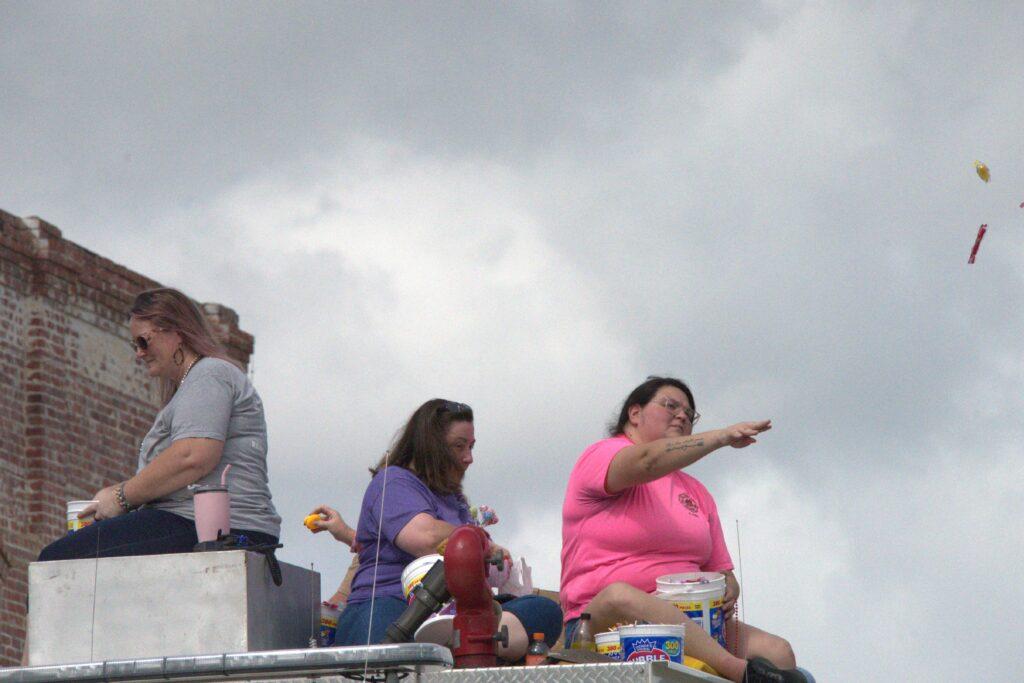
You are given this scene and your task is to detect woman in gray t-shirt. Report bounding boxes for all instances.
[38,288,281,561]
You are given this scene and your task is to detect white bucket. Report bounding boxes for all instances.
[66,500,97,532]
[618,623,684,663]
[401,554,443,603]
[655,571,727,648]
[595,630,621,661]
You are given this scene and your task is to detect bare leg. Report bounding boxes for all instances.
[729,620,796,669]
[497,611,529,661]
[584,582,747,682]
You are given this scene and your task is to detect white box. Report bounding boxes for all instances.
[28,550,319,665]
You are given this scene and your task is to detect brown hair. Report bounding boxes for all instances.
[371,399,473,495]
[129,287,237,402]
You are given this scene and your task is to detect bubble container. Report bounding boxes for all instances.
[401,554,444,603]
[319,602,340,646]
[655,571,727,648]
[595,630,621,661]
[618,623,685,663]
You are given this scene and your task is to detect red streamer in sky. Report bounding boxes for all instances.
[968,224,987,264]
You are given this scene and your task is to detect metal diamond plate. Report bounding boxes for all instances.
[418,661,725,683]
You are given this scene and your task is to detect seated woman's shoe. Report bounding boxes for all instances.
[743,656,810,683]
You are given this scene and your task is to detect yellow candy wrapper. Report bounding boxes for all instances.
[974,160,990,183]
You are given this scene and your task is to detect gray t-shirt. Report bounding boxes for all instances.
[138,357,281,538]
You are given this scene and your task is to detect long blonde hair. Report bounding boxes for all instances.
[129,287,238,403]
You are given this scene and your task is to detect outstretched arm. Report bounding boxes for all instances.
[308,504,358,548]
[605,421,771,494]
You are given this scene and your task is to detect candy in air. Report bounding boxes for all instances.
[974,161,990,183]
[968,224,987,264]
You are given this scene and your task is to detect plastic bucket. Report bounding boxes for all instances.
[618,623,684,663]
[595,630,621,661]
[401,554,443,603]
[655,571,727,648]
[318,602,340,647]
[66,500,97,532]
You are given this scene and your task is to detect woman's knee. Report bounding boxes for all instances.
[762,634,796,669]
[594,581,645,613]
[503,595,562,646]
[37,535,74,562]
[37,544,57,562]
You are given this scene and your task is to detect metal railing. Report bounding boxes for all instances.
[0,644,452,683]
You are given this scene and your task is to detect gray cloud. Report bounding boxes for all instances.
[5,2,1024,679]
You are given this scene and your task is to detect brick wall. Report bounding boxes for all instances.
[0,209,253,665]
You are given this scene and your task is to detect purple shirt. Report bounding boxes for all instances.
[348,466,472,603]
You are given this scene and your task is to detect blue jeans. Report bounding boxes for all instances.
[336,594,563,648]
[502,594,563,647]
[564,616,581,647]
[37,507,278,561]
[335,596,408,646]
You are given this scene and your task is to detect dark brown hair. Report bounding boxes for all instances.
[371,399,474,495]
[609,376,695,436]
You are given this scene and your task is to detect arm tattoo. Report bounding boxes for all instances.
[664,438,705,454]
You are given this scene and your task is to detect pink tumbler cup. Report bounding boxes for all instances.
[193,485,231,542]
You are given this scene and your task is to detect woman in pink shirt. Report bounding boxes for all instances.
[560,377,808,683]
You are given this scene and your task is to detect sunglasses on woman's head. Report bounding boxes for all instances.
[440,400,471,415]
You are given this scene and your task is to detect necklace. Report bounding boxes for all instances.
[179,355,202,385]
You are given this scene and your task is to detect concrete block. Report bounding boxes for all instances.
[27,550,319,665]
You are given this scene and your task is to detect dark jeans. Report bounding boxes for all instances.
[37,507,278,561]
[336,593,563,649]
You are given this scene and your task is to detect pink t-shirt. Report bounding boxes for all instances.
[560,436,733,623]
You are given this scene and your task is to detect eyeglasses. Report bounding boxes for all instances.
[130,331,160,352]
[655,398,700,425]
[440,400,472,415]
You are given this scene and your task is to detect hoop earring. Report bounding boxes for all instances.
[173,346,185,366]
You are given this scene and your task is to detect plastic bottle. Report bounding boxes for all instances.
[571,612,596,651]
[525,632,550,666]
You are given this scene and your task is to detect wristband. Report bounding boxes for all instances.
[115,482,134,513]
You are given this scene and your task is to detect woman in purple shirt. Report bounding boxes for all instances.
[334,399,561,661]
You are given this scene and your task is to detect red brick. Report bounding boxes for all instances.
[0,208,253,665]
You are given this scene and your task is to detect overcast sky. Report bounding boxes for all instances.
[4,2,1024,680]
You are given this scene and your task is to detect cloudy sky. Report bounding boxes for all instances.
[5,2,1024,679]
